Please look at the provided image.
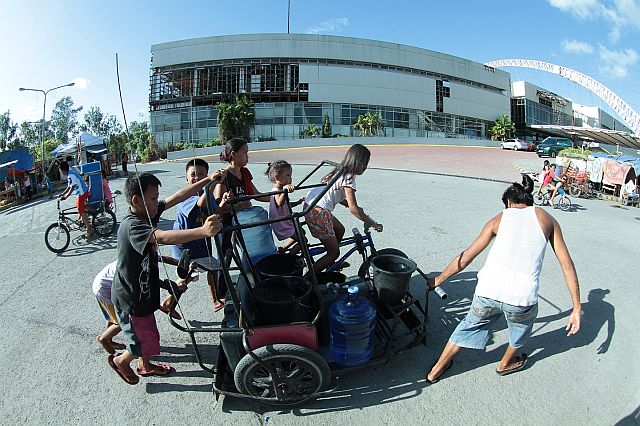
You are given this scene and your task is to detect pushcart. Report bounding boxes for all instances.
[168,160,445,406]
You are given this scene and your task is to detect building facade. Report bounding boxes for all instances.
[149,34,511,146]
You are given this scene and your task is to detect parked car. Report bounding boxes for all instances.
[536,137,573,158]
[500,138,531,151]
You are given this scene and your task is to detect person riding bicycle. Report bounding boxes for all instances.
[58,161,93,239]
[536,163,556,197]
[549,172,568,208]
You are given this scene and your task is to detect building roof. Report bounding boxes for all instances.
[530,125,640,150]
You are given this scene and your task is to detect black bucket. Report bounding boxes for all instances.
[256,253,305,279]
[371,254,417,304]
[253,276,312,325]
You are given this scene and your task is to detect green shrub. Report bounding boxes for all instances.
[257,135,277,142]
[559,148,591,160]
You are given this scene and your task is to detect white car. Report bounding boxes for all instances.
[500,138,531,151]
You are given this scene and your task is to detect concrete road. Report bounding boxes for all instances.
[1,145,638,425]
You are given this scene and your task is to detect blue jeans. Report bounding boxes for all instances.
[450,295,538,349]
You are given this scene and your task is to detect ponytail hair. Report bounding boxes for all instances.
[502,174,534,207]
[220,137,248,163]
[265,160,291,182]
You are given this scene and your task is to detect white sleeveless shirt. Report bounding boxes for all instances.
[475,207,548,306]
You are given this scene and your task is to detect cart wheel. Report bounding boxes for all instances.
[358,248,408,279]
[234,344,330,405]
[558,196,571,211]
[569,185,582,197]
[533,192,545,206]
[92,209,117,237]
[45,223,70,253]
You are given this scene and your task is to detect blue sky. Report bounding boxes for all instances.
[1,0,639,129]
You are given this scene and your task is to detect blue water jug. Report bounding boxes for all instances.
[234,206,277,264]
[329,285,377,366]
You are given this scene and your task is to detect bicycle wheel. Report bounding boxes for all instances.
[45,223,70,253]
[558,196,571,211]
[569,184,582,197]
[92,209,117,237]
[533,192,545,206]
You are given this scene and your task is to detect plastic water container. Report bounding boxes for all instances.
[329,285,377,366]
[234,206,277,264]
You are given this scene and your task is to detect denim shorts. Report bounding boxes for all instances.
[449,295,538,350]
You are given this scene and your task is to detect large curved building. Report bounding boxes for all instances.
[149,34,511,145]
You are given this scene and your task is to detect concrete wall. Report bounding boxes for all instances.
[166,136,496,160]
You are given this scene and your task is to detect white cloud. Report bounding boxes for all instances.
[72,77,90,90]
[561,39,594,54]
[597,44,639,76]
[306,17,349,34]
[548,0,640,43]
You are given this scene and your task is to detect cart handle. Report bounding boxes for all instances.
[415,267,447,300]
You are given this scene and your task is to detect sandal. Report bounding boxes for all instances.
[425,359,453,384]
[136,363,173,377]
[108,354,139,385]
[496,353,528,376]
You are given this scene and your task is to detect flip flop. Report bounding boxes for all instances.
[213,300,224,313]
[425,359,453,384]
[108,354,139,385]
[496,353,528,376]
[159,305,181,320]
[136,363,173,377]
[111,341,126,351]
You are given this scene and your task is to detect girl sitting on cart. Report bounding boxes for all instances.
[304,144,383,274]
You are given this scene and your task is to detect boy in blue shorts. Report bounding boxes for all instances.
[173,159,231,312]
[108,172,223,385]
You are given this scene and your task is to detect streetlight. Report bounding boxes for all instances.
[19,82,75,179]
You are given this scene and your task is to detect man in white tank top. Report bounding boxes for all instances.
[425,177,581,383]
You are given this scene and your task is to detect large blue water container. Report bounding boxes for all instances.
[329,286,377,366]
[234,206,277,264]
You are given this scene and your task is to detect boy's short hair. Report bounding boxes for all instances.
[124,173,162,204]
[59,161,70,172]
[185,158,209,173]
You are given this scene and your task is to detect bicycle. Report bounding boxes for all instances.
[44,198,117,253]
[533,186,572,211]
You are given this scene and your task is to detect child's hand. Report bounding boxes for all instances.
[219,191,232,208]
[372,222,383,232]
[210,168,227,182]
[284,184,295,193]
[189,261,198,271]
[202,214,223,236]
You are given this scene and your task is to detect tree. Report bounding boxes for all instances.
[299,124,320,138]
[489,114,515,141]
[81,106,122,137]
[50,96,83,143]
[0,111,18,151]
[322,113,332,138]
[34,139,58,162]
[108,132,128,164]
[19,121,40,149]
[353,111,384,137]
[216,96,255,142]
[128,121,152,155]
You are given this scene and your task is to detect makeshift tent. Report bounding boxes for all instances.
[0,148,35,180]
[51,132,107,157]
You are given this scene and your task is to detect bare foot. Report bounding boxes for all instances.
[97,335,115,354]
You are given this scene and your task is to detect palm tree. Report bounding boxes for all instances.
[353,112,384,137]
[489,115,515,141]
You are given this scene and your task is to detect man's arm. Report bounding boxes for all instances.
[547,216,581,336]
[432,213,500,287]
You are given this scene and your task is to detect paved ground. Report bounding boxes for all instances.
[1,144,638,425]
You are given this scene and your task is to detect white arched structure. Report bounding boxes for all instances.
[485,59,640,136]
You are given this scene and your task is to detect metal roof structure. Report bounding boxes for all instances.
[530,125,640,150]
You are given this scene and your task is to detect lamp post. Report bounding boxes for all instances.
[19,82,75,178]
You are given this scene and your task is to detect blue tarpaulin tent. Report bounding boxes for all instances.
[0,148,35,180]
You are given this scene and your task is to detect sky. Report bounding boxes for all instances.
[1,0,639,130]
